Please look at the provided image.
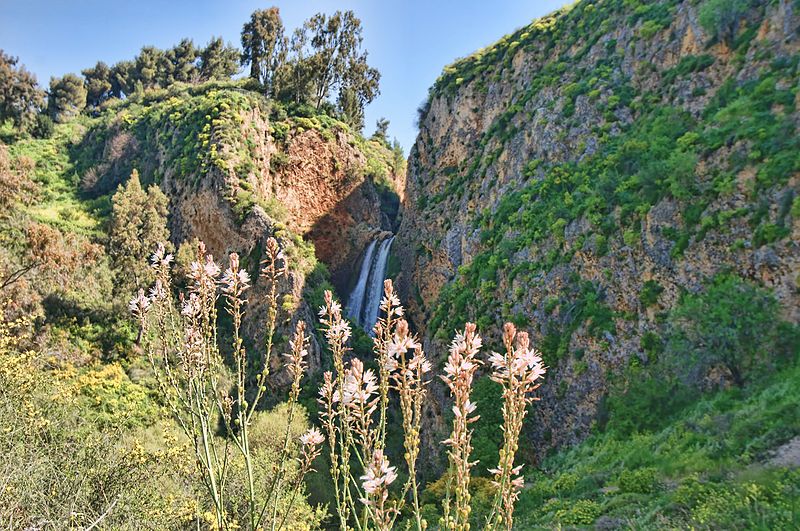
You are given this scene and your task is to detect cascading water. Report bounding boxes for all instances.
[344,239,378,325]
[362,236,395,332]
[345,235,395,333]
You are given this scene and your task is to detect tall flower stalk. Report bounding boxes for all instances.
[440,323,483,531]
[134,238,319,530]
[360,449,398,529]
[386,317,429,530]
[137,237,548,530]
[485,323,546,530]
[317,291,356,530]
[317,280,431,530]
[264,320,309,530]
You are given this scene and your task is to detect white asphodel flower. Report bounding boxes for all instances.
[128,288,151,317]
[300,427,325,447]
[360,449,397,495]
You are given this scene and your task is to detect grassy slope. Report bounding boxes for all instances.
[516,362,800,528]
[4,118,110,237]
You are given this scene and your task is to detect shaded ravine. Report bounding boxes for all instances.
[345,235,395,333]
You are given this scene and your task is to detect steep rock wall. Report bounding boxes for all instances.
[398,0,800,469]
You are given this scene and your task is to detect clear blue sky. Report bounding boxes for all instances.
[0,0,569,151]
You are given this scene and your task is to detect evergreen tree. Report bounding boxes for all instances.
[275,28,314,104]
[0,50,45,131]
[156,39,199,87]
[110,60,137,98]
[390,138,405,174]
[337,54,379,130]
[372,118,390,143]
[199,37,240,81]
[167,38,199,84]
[278,11,380,125]
[666,275,796,387]
[108,169,170,296]
[241,7,286,94]
[82,61,113,107]
[48,73,87,122]
[135,46,164,90]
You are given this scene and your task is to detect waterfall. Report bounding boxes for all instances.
[345,239,378,324]
[346,235,395,333]
[362,236,395,332]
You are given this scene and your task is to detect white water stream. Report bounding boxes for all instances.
[345,235,395,332]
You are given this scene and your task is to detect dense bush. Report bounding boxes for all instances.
[606,274,799,437]
[0,307,195,528]
[666,274,799,388]
[698,0,755,45]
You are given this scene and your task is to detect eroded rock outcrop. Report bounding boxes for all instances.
[79,88,402,385]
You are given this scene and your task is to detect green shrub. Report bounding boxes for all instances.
[753,223,790,247]
[555,499,601,525]
[640,20,664,39]
[31,113,55,139]
[553,472,580,494]
[270,150,289,170]
[605,361,694,435]
[639,280,664,307]
[623,228,639,247]
[662,54,715,84]
[666,274,799,387]
[699,0,754,45]
[618,467,659,493]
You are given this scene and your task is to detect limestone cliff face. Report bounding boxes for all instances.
[398,0,800,467]
[79,88,401,385]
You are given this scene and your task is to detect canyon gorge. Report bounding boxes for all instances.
[2,0,799,527]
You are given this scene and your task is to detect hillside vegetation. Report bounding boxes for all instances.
[1,74,399,527]
[1,0,799,529]
[397,0,800,527]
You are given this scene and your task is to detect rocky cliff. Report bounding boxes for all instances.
[397,0,800,465]
[77,85,402,383]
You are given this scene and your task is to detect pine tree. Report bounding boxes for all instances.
[48,73,87,122]
[199,37,240,81]
[0,50,45,132]
[167,38,199,84]
[371,117,390,145]
[82,61,113,107]
[135,46,164,90]
[110,60,137,98]
[108,169,170,296]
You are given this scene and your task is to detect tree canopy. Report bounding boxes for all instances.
[241,7,286,94]
[0,50,45,131]
[161,38,199,85]
[48,73,87,122]
[82,61,113,108]
[239,8,382,127]
[4,7,382,132]
[108,170,170,296]
[666,275,797,387]
[372,117,390,144]
[199,37,240,81]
